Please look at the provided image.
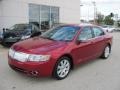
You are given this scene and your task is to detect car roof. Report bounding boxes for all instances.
[54,23,102,29]
[63,23,98,27]
[79,23,95,27]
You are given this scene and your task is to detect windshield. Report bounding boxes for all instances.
[9,24,31,31]
[102,26,108,28]
[102,25,113,28]
[41,26,80,41]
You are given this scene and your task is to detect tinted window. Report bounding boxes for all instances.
[41,26,80,41]
[93,27,104,37]
[9,24,31,31]
[78,27,93,41]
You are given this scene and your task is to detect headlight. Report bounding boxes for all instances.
[9,48,15,58]
[14,52,29,62]
[9,48,29,62]
[9,48,50,62]
[28,55,51,62]
[21,35,30,40]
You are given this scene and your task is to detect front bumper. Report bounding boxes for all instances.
[0,38,2,43]
[8,57,55,77]
[4,37,21,43]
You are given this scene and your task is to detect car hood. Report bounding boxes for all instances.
[3,29,28,38]
[12,37,68,54]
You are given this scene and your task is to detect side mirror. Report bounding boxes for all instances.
[76,40,81,45]
[76,39,88,45]
[3,28,6,33]
[31,32,41,37]
[6,28,9,30]
[3,28,5,31]
[80,40,88,43]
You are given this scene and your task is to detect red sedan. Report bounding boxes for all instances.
[8,24,113,80]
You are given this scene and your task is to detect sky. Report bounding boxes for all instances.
[81,0,120,20]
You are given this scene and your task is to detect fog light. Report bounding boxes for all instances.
[30,71,39,76]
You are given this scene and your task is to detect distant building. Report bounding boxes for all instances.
[0,0,80,31]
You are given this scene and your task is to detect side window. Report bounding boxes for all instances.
[93,27,104,37]
[31,25,39,32]
[78,27,93,41]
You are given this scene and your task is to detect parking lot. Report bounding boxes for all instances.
[0,32,120,90]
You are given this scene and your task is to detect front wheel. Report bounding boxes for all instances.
[53,57,71,80]
[101,45,111,59]
[1,42,12,47]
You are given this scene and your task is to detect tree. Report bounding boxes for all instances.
[104,13,114,25]
[117,20,120,27]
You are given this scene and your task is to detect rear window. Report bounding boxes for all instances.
[93,27,105,37]
[9,24,31,31]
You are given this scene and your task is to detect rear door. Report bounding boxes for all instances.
[92,27,106,57]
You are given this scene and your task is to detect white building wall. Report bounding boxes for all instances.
[0,1,3,30]
[0,1,2,16]
[28,0,80,24]
[0,0,80,29]
[0,0,28,30]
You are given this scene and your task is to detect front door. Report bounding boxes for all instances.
[72,27,95,64]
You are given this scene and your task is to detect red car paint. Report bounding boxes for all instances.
[8,24,113,77]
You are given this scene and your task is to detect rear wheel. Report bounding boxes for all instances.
[101,45,111,59]
[53,57,71,80]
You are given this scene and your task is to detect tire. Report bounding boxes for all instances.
[101,45,111,59]
[1,42,12,47]
[53,57,71,80]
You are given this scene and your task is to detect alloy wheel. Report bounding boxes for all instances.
[53,57,71,80]
[104,46,110,58]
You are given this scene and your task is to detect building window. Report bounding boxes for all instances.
[40,5,50,30]
[29,4,59,31]
[51,6,59,27]
[29,4,40,28]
